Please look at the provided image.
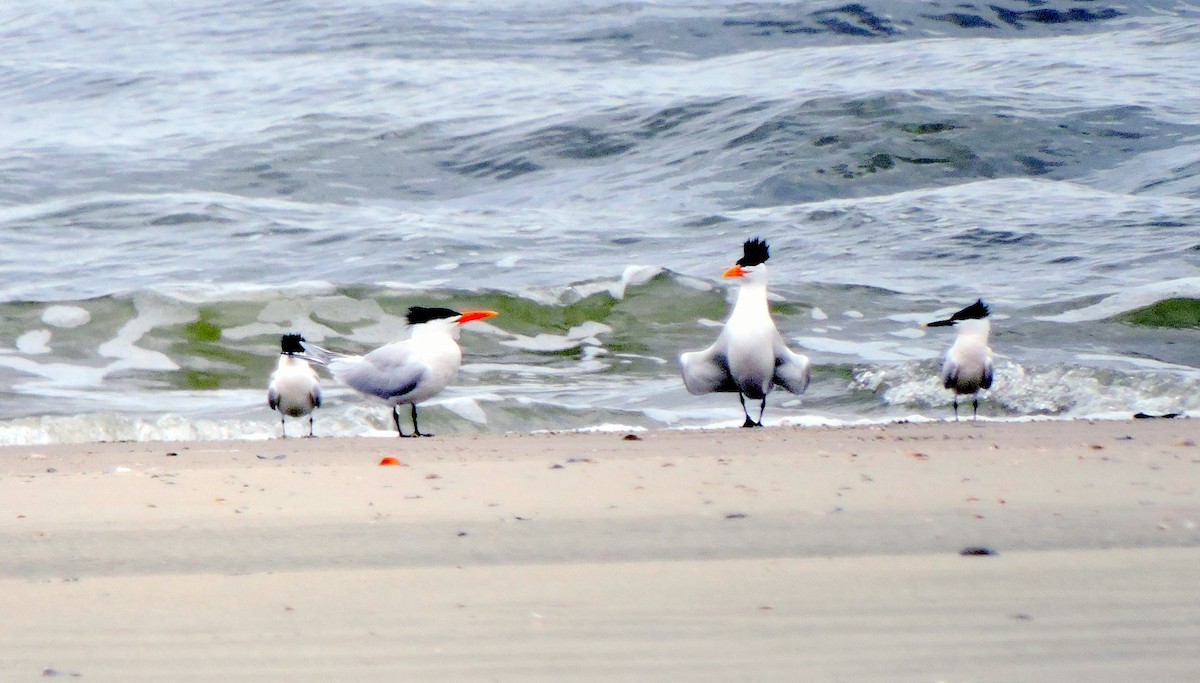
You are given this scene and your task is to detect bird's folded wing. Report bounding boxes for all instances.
[981,357,994,390]
[772,340,811,395]
[679,344,738,395]
[940,356,956,389]
[267,386,280,410]
[331,346,425,401]
[310,383,323,408]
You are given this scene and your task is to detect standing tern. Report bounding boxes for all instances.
[679,238,811,427]
[927,299,994,420]
[301,306,497,437]
[267,333,322,438]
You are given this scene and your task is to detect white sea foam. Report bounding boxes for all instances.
[1040,277,1200,323]
[96,296,186,373]
[435,397,488,424]
[41,305,91,328]
[154,281,338,304]
[794,336,938,362]
[16,330,52,355]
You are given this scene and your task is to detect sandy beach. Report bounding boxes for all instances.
[2,419,1199,681]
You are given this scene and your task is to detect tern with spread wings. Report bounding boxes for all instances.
[679,238,810,427]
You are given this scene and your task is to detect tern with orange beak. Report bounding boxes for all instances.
[300,306,497,437]
[679,238,810,427]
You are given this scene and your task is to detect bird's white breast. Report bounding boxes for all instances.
[405,332,463,402]
[722,283,778,396]
[270,357,319,417]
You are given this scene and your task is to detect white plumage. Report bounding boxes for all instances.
[301,307,496,437]
[679,238,810,427]
[928,300,994,420]
[267,334,322,438]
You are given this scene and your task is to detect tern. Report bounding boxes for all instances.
[300,306,497,437]
[927,299,994,420]
[679,238,811,427]
[267,333,322,438]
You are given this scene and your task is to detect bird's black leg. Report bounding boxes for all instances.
[972,396,979,421]
[755,397,767,427]
[280,416,287,439]
[306,415,315,438]
[952,396,959,421]
[738,393,756,428]
[392,406,409,437]
[412,403,433,437]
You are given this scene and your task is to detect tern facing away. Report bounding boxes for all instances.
[927,299,994,420]
[267,333,322,438]
[300,306,497,437]
[679,238,811,427]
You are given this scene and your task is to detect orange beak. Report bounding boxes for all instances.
[723,264,746,278]
[456,310,498,324]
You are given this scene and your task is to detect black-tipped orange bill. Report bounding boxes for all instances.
[723,264,746,278]
[456,310,498,324]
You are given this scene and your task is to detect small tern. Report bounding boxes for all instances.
[267,333,322,438]
[301,306,497,437]
[927,299,994,420]
[679,238,811,427]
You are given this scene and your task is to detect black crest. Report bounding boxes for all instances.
[406,306,461,325]
[736,237,770,267]
[280,333,305,355]
[951,299,990,321]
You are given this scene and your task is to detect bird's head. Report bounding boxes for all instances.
[406,306,498,339]
[280,333,306,355]
[723,237,770,284]
[927,299,990,333]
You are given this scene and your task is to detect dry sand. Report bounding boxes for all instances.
[2,419,1199,681]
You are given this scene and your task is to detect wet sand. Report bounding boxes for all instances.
[2,419,1198,681]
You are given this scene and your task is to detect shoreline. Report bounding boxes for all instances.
[3,408,1194,450]
[3,419,1199,681]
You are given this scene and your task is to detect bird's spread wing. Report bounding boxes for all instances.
[679,343,738,395]
[331,343,425,401]
[771,338,810,395]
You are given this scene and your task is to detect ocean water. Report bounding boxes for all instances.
[2,0,1199,444]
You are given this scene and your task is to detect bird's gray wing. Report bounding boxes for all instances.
[267,385,280,410]
[330,344,426,401]
[981,355,994,390]
[772,337,811,395]
[310,382,323,409]
[679,342,738,395]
